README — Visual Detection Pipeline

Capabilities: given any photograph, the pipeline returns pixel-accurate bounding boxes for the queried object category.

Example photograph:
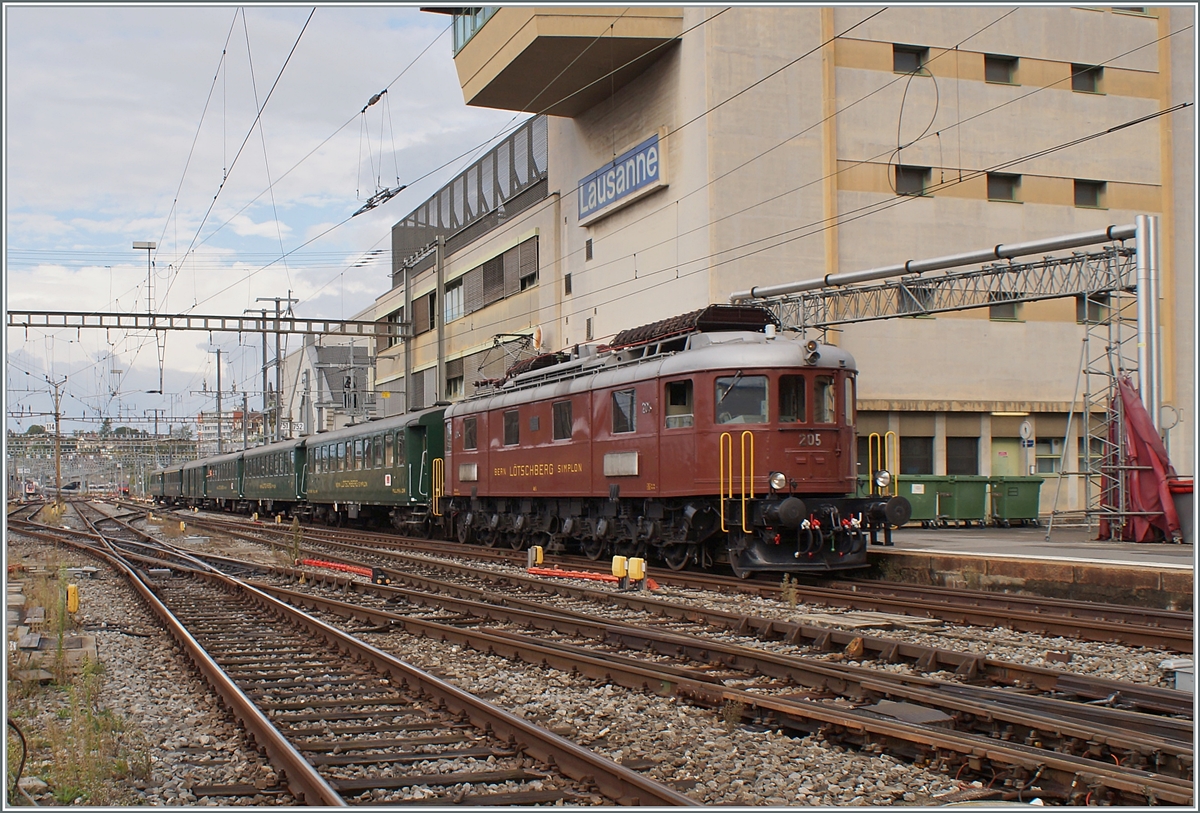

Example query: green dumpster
[989,476,1044,527]
[937,475,989,527]
[897,476,944,526]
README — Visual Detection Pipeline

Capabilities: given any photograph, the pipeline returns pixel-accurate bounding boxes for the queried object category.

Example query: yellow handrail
[740,430,754,533]
[867,432,900,497]
[720,431,756,533]
[719,432,733,532]
[884,431,898,496]
[431,457,444,516]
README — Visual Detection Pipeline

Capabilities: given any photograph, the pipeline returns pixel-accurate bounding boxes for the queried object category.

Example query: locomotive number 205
[797,433,822,446]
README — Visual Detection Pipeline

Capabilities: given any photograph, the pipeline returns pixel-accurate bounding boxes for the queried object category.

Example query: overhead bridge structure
[730,216,1168,543]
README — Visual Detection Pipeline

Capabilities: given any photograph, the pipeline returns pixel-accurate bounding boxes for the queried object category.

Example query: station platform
[867,524,1194,611]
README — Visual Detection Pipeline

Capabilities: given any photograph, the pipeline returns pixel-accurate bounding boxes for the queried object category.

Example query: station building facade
[373,6,1195,514]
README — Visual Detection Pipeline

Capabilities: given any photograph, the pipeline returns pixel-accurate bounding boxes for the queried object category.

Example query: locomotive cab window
[503,410,520,445]
[715,375,768,425]
[779,375,807,423]
[845,377,856,424]
[552,401,572,440]
[463,417,478,450]
[814,375,837,424]
[665,381,693,428]
[612,389,636,434]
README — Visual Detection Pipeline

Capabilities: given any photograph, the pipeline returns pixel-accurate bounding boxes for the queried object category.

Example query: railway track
[165,510,1194,653]
[8,505,696,806]
[16,503,1195,805]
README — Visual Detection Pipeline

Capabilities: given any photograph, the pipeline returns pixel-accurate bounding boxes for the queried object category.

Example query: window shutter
[503,244,520,298]
[482,256,504,305]
[464,267,482,314]
[519,237,538,283]
[410,370,425,409]
[446,357,464,379]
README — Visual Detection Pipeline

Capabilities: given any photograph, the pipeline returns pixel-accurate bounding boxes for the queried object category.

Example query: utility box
[1160,658,1194,693]
[990,476,1044,527]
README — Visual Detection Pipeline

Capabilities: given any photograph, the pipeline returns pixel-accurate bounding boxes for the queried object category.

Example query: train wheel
[479,528,498,548]
[457,520,475,545]
[581,537,606,561]
[509,532,525,551]
[661,543,694,571]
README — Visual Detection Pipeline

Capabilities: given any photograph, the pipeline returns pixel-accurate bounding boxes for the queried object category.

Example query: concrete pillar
[979,414,993,477]
[933,413,947,476]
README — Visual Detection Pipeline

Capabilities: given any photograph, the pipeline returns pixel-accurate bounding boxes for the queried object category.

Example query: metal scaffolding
[730,219,1164,542]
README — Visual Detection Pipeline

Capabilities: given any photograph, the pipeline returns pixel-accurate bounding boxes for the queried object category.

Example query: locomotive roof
[446,330,857,416]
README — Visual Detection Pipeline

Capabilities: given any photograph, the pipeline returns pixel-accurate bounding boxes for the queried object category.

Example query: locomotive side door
[659,379,696,497]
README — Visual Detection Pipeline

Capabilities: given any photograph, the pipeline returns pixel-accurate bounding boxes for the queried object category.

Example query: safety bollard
[527,546,544,568]
[66,583,79,614]
[628,557,646,590]
[252,512,258,522]
[276,514,282,525]
[180,521,186,532]
[612,555,629,590]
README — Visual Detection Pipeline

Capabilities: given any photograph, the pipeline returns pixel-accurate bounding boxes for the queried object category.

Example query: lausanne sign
[578,130,668,225]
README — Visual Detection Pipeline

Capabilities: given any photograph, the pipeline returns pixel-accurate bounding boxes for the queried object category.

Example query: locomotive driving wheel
[581,537,606,561]
[661,542,695,571]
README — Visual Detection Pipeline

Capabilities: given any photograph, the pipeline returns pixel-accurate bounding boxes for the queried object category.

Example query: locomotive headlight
[873,469,892,489]
[769,471,788,491]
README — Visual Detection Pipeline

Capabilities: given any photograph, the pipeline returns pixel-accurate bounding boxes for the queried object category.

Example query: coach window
[664,381,693,428]
[385,434,394,467]
[355,439,364,470]
[374,436,384,468]
[778,375,807,423]
[612,389,636,434]
[552,401,572,440]
[463,417,478,450]
[814,375,837,424]
[334,442,343,471]
[715,375,768,425]
[503,410,520,445]
[395,433,405,463]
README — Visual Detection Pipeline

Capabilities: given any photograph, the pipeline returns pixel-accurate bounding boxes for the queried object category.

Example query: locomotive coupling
[763,496,807,528]
[868,496,913,528]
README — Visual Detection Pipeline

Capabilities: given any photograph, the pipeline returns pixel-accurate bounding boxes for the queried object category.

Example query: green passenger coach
[302,406,445,534]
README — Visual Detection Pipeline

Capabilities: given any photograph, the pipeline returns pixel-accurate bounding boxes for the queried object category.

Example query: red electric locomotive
[442,305,910,576]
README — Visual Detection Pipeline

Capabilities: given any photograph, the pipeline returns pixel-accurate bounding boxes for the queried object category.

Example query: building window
[444,280,464,322]
[386,307,404,348]
[895,165,930,196]
[445,376,463,400]
[585,238,593,261]
[503,410,520,446]
[1074,179,1106,208]
[552,401,572,440]
[900,436,934,475]
[946,437,979,475]
[988,291,1021,321]
[412,292,436,335]
[1071,63,1102,93]
[612,389,637,434]
[1034,437,1064,474]
[1076,292,1110,323]
[665,380,694,428]
[463,417,477,450]
[564,273,572,295]
[893,45,928,74]
[984,54,1017,84]
[586,317,594,341]
[987,173,1020,201]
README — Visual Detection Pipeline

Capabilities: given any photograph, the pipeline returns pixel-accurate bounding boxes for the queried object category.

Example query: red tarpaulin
[1099,377,1181,542]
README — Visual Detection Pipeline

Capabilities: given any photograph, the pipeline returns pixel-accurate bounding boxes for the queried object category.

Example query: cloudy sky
[5,4,521,435]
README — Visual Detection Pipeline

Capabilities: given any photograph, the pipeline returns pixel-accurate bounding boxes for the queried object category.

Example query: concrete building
[278,322,379,436]
[375,6,1195,514]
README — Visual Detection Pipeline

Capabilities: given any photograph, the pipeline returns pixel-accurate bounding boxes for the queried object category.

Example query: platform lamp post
[133,241,156,313]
